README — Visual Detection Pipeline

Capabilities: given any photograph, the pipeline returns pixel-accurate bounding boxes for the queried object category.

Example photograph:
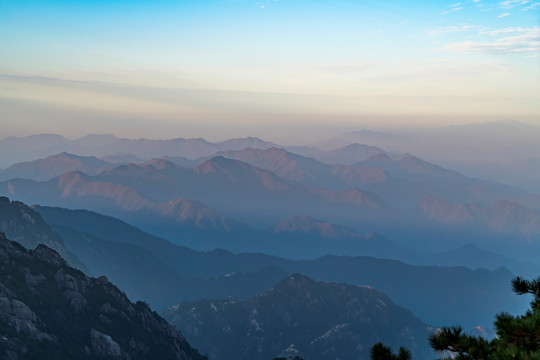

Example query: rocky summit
[0,232,207,360]
[0,196,74,265]
[164,273,434,360]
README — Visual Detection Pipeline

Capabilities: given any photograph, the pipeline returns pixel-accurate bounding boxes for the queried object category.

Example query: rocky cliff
[0,232,207,360]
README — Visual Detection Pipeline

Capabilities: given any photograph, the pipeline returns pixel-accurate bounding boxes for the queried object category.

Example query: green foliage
[372,275,540,360]
[370,342,412,360]
[429,276,540,360]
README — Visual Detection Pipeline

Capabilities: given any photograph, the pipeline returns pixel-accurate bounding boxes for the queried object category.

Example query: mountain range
[0,134,277,168]
[1,132,540,342]
[27,202,530,329]
[2,150,539,263]
[0,152,113,182]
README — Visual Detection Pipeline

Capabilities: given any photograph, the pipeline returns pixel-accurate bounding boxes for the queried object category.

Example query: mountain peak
[315,143,389,165]
[217,136,277,149]
[273,273,316,290]
[363,153,394,163]
[0,196,74,263]
[143,158,179,170]
[196,156,241,174]
[0,152,112,181]
[165,273,431,360]
[32,243,67,267]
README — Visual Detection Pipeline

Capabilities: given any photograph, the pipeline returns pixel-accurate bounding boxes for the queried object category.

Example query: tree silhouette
[429,276,540,359]
[370,342,412,360]
[370,276,540,359]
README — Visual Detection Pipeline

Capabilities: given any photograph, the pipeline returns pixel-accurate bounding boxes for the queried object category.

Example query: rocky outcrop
[0,196,79,267]
[0,232,207,360]
[164,274,434,360]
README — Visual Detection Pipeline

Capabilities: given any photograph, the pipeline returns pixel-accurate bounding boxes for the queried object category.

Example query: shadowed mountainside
[0,232,207,360]
[0,196,81,269]
[32,205,529,329]
[164,274,434,360]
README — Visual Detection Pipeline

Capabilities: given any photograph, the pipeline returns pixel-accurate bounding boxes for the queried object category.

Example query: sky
[0,0,539,141]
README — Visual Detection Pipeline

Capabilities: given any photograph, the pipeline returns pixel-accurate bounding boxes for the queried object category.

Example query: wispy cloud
[523,2,540,10]
[441,2,464,14]
[441,7,464,14]
[499,0,530,9]
[480,27,529,36]
[497,12,511,17]
[442,26,540,54]
[429,24,484,35]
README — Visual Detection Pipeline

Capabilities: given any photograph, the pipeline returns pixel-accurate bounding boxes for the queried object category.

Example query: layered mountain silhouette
[1,170,245,234]
[29,204,529,328]
[314,143,392,165]
[268,215,408,259]
[0,152,113,181]
[2,142,540,271]
[163,274,434,360]
[418,195,540,249]
[285,142,391,165]
[216,147,531,208]
[217,147,389,189]
[0,134,277,168]
[2,151,540,262]
[27,204,287,310]
[2,131,540,360]
[94,155,393,228]
[1,156,390,231]
[0,232,207,360]
[356,154,464,181]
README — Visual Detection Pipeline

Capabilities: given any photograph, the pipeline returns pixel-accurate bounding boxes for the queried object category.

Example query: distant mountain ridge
[2,170,245,234]
[215,147,531,210]
[314,142,392,165]
[419,195,540,241]
[285,142,392,165]
[217,147,389,189]
[273,215,369,238]
[1,156,391,232]
[2,134,539,262]
[2,154,540,261]
[0,152,113,181]
[0,134,278,168]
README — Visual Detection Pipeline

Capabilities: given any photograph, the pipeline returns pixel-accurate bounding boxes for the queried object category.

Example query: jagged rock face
[0,232,207,360]
[164,274,434,360]
[0,196,74,265]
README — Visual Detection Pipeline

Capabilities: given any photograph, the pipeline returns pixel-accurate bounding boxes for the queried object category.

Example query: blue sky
[0,0,538,140]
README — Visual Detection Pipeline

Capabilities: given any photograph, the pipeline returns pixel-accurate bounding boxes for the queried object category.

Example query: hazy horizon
[1,0,538,141]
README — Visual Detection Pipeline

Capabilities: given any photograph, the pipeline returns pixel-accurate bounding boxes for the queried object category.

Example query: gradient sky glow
[0,0,539,140]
